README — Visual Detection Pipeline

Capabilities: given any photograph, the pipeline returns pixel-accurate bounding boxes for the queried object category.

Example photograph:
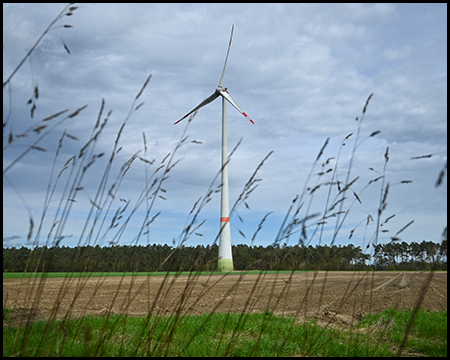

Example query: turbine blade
[174,92,220,124]
[218,24,234,88]
[218,88,254,124]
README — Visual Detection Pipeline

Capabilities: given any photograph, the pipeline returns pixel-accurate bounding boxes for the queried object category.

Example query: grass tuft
[3,308,446,357]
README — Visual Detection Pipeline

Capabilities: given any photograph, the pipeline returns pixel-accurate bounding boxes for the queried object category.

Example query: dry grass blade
[42,109,69,121]
[68,104,88,118]
[135,102,145,111]
[362,92,374,114]
[190,197,202,214]
[383,214,396,224]
[33,125,47,134]
[3,10,446,356]
[3,3,76,89]
[435,160,446,187]
[139,156,154,165]
[63,42,71,54]
[30,145,47,152]
[339,176,359,193]
[352,190,362,204]
[381,182,389,209]
[95,98,105,128]
[397,271,435,356]
[316,137,329,161]
[392,220,414,239]
[410,154,433,159]
[65,133,78,140]
[135,74,152,100]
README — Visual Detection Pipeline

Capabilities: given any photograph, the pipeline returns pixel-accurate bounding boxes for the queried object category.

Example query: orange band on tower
[220,217,230,222]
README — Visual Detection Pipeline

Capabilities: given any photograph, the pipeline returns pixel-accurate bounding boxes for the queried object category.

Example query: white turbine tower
[174,25,254,272]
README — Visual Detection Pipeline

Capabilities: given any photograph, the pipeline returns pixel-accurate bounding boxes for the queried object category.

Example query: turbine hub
[216,86,227,95]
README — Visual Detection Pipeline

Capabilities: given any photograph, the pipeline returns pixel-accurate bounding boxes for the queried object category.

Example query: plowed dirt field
[3,271,447,327]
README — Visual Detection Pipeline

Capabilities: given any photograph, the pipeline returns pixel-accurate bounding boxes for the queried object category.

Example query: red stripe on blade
[174,114,188,125]
[220,217,230,222]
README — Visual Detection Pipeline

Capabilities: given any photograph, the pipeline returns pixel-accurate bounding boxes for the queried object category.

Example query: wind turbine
[174,25,254,272]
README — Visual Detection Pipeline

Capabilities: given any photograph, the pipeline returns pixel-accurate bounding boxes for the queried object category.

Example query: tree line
[373,239,446,270]
[3,239,446,273]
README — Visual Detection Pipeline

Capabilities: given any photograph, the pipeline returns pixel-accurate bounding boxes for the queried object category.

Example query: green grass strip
[3,308,446,357]
[3,270,312,279]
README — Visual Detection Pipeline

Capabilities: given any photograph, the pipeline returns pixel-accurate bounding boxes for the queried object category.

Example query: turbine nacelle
[215,86,227,93]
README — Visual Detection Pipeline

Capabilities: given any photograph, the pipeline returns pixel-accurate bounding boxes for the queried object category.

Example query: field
[3,271,446,326]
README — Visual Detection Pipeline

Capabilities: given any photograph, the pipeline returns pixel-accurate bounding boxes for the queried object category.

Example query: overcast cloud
[3,3,447,253]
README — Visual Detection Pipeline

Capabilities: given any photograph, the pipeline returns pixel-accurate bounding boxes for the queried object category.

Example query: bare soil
[3,271,447,327]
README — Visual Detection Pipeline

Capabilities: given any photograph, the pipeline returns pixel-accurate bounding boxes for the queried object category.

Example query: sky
[3,3,447,255]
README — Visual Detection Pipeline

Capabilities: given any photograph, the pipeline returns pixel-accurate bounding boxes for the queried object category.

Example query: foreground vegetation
[3,5,447,358]
[3,308,446,357]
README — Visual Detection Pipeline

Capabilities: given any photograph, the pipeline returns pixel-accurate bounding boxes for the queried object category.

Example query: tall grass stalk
[3,4,446,357]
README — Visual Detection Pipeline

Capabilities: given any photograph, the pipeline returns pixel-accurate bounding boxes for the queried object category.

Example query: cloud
[3,3,447,251]
[3,235,22,248]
